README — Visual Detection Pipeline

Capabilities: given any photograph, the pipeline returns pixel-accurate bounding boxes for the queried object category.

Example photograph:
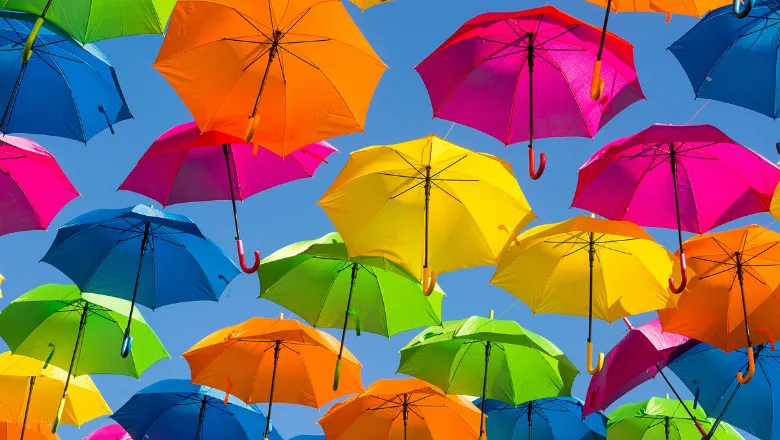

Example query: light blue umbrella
[111,379,283,440]
[42,204,240,357]
[0,11,131,143]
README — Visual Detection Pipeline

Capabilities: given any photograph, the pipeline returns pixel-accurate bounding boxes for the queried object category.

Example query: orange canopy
[0,422,57,440]
[183,316,363,408]
[318,378,483,440]
[586,0,729,16]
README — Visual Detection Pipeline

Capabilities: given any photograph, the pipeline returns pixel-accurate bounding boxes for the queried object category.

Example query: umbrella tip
[666,393,669,399]
[279,312,284,320]
[489,310,494,319]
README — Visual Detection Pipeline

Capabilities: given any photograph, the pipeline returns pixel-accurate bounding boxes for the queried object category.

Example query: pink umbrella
[415,6,644,180]
[572,124,780,293]
[83,424,131,440]
[0,135,79,236]
[119,122,337,273]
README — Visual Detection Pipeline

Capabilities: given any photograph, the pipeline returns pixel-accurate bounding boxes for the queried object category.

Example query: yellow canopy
[347,0,391,11]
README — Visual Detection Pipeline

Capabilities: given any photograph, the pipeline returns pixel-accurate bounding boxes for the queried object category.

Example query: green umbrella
[398,311,578,440]
[0,284,169,433]
[607,397,744,440]
[259,232,445,390]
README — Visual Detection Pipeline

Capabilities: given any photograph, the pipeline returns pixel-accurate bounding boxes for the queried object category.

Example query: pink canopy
[83,424,131,440]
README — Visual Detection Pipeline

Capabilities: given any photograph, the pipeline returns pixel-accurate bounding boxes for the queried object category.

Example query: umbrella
[607,397,743,439]
[0,352,110,438]
[183,316,363,440]
[0,12,132,143]
[669,0,780,119]
[490,215,680,375]
[318,134,535,294]
[0,423,56,440]
[345,0,389,11]
[111,379,282,440]
[118,122,338,274]
[153,0,386,156]
[319,378,484,440]
[414,6,644,180]
[475,397,607,440]
[398,312,579,439]
[41,204,239,357]
[0,284,168,433]
[572,123,780,293]
[259,232,444,389]
[658,225,780,384]
[0,135,78,236]
[82,425,130,440]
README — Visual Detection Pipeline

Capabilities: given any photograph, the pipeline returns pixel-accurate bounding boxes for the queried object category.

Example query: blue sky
[1,0,775,438]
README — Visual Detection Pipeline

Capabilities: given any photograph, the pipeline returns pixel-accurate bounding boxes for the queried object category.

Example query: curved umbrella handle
[665,12,672,22]
[422,267,437,296]
[237,239,260,274]
[669,252,687,294]
[0,273,4,297]
[590,60,605,100]
[22,17,44,63]
[758,327,776,351]
[43,343,55,370]
[120,327,133,358]
[528,146,546,180]
[737,346,755,384]
[693,380,700,409]
[244,116,258,143]
[224,377,232,405]
[733,0,753,18]
[498,224,520,247]
[587,341,604,375]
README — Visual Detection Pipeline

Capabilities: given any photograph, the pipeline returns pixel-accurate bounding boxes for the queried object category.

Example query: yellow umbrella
[318,135,535,295]
[346,0,390,11]
[490,215,681,375]
[770,181,780,221]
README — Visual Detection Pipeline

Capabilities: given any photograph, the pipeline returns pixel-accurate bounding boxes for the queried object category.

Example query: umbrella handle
[758,327,776,351]
[224,377,232,404]
[237,240,260,274]
[586,341,604,375]
[590,60,605,100]
[737,346,755,384]
[43,343,55,369]
[244,116,258,143]
[693,380,700,409]
[22,17,44,63]
[51,397,66,433]
[498,224,520,247]
[121,329,133,359]
[733,0,753,18]
[528,146,546,180]
[0,273,4,297]
[422,267,437,296]
[333,357,342,391]
[668,253,687,294]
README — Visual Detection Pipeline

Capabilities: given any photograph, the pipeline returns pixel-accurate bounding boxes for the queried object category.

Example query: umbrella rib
[429,154,469,179]
[392,150,425,177]
[242,46,273,72]
[278,45,320,71]
[532,24,580,49]
[429,180,463,203]
[389,179,426,199]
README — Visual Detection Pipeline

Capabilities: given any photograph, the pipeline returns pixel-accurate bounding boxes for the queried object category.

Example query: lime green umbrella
[259,232,445,390]
[607,397,744,440]
[398,311,578,439]
[0,284,169,433]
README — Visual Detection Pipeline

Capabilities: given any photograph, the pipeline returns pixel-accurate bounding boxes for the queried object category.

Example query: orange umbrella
[658,225,780,385]
[153,0,387,157]
[183,315,363,440]
[0,422,56,440]
[318,378,483,440]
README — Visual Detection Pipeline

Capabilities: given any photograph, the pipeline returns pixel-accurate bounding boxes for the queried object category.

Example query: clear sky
[0,0,774,438]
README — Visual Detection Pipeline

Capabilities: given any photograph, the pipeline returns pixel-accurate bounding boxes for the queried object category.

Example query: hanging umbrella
[153,0,386,156]
[111,379,282,440]
[398,312,579,440]
[183,316,363,440]
[490,215,680,375]
[259,232,444,389]
[0,12,132,143]
[82,425,130,440]
[119,122,337,274]
[0,423,56,440]
[572,123,780,293]
[607,397,743,440]
[41,204,239,357]
[318,134,535,294]
[475,397,607,440]
[0,284,168,433]
[345,0,390,11]
[414,6,643,180]
[319,378,483,440]
[0,135,78,237]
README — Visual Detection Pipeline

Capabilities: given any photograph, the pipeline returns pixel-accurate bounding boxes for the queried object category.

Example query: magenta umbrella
[119,122,337,273]
[572,124,780,293]
[83,424,131,440]
[0,135,79,236]
[415,5,644,180]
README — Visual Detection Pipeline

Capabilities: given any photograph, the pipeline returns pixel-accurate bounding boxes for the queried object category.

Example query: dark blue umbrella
[42,204,240,357]
[473,397,607,440]
[669,0,780,119]
[111,379,284,440]
[0,11,131,142]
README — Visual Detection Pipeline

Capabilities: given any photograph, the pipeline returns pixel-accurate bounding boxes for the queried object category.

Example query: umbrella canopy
[0,423,57,440]
[153,0,386,156]
[318,134,535,294]
[346,0,389,10]
[111,379,282,440]
[415,6,643,179]
[0,12,132,143]
[319,378,483,440]
[0,135,78,237]
[491,215,680,375]
[82,424,130,440]
[475,397,607,440]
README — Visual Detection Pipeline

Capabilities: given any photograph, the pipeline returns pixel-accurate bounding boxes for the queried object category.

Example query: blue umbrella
[0,11,131,143]
[669,0,780,119]
[42,204,240,357]
[111,379,284,440]
[289,436,325,440]
[473,397,607,440]
[669,341,779,440]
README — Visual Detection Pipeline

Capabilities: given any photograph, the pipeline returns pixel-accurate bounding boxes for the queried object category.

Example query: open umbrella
[119,122,337,274]
[318,134,535,294]
[572,124,780,293]
[259,232,444,389]
[0,135,78,237]
[0,12,132,142]
[0,284,168,433]
[345,0,390,11]
[82,425,130,440]
[153,0,386,156]
[415,6,643,179]
[41,204,239,357]
[0,423,56,440]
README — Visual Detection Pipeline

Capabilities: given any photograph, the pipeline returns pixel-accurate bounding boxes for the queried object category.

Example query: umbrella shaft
[478,342,492,438]
[588,233,595,341]
[527,401,532,440]
[126,222,151,334]
[0,62,28,132]
[59,303,88,414]
[338,263,359,359]
[597,0,612,60]
[665,417,670,440]
[19,376,36,440]
[222,144,242,241]
[424,166,431,267]
[403,397,408,440]
[250,35,280,119]
[669,145,684,253]
[41,0,55,16]
[195,394,207,440]
[527,34,534,148]
[264,341,282,439]
[657,368,699,426]
[735,253,752,346]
